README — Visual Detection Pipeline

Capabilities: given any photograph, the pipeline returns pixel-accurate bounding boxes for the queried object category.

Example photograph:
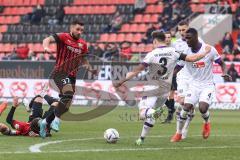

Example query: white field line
[27,134,240,153]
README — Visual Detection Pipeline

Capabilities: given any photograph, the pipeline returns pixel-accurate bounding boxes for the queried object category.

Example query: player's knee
[60,91,74,105]
[199,102,209,114]
[139,108,154,120]
[51,102,59,107]
[145,117,155,127]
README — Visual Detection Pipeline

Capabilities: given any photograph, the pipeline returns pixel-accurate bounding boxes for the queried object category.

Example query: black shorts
[51,72,76,94]
[171,76,177,91]
[28,96,43,122]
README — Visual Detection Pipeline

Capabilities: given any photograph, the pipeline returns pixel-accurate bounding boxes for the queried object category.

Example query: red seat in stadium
[2,43,13,52]
[116,33,125,42]
[145,44,153,52]
[38,0,45,5]
[12,16,20,24]
[145,5,155,13]
[138,24,147,32]
[136,44,146,53]
[0,25,7,32]
[231,4,238,12]
[30,0,38,5]
[99,34,109,42]
[131,43,138,53]
[132,33,142,42]
[23,0,31,6]
[146,0,158,4]
[108,34,117,42]
[120,24,130,32]
[142,14,151,23]
[129,24,138,33]
[226,54,234,61]
[149,14,158,23]
[125,33,133,42]
[134,14,143,23]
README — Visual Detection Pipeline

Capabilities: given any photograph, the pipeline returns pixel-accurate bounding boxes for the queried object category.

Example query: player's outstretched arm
[184,45,211,62]
[216,59,232,81]
[6,97,20,126]
[42,36,55,53]
[114,64,145,88]
[82,57,98,75]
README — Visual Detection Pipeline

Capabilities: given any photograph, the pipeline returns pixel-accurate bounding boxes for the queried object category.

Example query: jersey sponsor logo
[67,45,82,54]
[14,124,19,130]
[192,61,205,68]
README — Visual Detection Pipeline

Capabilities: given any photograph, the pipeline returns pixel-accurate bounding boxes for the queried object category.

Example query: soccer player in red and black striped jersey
[39,20,97,138]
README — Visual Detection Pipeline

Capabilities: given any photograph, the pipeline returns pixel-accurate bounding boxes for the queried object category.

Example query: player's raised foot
[170,133,182,142]
[50,119,60,132]
[38,119,47,138]
[152,107,163,119]
[202,122,211,139]
[22,98,31,112]
[0,101,8,115]
[135,138,144,146]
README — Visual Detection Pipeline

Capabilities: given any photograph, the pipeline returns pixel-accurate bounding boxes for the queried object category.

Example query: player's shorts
[138,95,168,110]
[171,76,177,91]
[51,71,76,94]
[176,77,189,97]
[184,83,215,106]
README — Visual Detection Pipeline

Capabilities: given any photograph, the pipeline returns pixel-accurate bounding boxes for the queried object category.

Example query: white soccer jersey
[142,46,182,88]
[184,43,220,84]
[173,37,204,80]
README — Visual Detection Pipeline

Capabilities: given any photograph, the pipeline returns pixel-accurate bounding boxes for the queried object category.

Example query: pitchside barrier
[0,61,239,109]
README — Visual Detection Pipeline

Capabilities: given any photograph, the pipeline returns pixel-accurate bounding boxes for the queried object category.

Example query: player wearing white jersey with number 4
[171,28,232,142]
[172,21,205,139]
[114,30,211,145]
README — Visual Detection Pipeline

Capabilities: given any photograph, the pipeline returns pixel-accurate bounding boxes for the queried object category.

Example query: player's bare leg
[136,108,160,145]
[199,102,211,139]
[0,101,8,115]
[171,103,193,142]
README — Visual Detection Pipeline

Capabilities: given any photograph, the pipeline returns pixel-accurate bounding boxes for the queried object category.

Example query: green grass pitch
[0,105,239,160]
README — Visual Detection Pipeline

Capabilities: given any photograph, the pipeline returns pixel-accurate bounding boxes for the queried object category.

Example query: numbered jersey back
[142,46,180,85]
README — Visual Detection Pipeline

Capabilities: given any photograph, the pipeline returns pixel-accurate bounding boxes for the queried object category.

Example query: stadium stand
[0,0,239,61]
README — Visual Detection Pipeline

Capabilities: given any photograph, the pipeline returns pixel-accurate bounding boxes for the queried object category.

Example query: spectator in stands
[49,54,55,60]
[102,43,119,61]
[142,24,158,44]
[104,12,124,33]
[162,2,173,20]
[8,44,30,60]
[209,1,232,14]
[30,5,46,24]
[233,15,240,29]
[221,32,234,54]
[227,63,240,82]
[133,0,146,14]
[88,43,104,60]
[0,6,3,13]
[48,5,65,25]
[120,41,133,61]
[37,53,46,61]
[232,43,240,55]
[27,50,37,61]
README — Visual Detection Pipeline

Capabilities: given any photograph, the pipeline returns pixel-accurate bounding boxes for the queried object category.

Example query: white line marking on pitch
[28,134,240,153]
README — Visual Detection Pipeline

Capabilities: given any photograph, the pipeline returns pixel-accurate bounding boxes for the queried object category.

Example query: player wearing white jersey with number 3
[114,30,211,145]
[171,28,232,142]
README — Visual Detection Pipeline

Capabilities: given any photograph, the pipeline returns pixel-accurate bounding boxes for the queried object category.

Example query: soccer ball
[104,128,120,143]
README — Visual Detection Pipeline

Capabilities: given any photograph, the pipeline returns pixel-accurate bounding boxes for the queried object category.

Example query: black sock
[54,102,69,117]
[46,111,56,124]
[165,99,170,108]
[44,95,57,106]
[168,99,175,114]
[43,106,55,119]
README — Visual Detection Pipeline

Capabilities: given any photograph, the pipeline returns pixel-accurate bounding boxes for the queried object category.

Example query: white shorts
[138,96,168,110]
[184,83,215,106]
[177,77,190,97]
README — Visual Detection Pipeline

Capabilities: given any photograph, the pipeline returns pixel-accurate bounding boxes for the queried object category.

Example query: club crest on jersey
[192,61,205,68]
[78,43,83,48]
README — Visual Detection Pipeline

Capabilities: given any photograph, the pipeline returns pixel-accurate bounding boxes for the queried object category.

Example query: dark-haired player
[39,20,98,138]
[114,30,211,145]
[171,28,231,142]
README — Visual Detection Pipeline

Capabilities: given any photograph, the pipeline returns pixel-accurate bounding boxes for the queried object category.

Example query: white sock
[176,109,188,134]
[140,118,155,139]
[54,116,60,123]
[42,118,47,124]
[183,112,194,132]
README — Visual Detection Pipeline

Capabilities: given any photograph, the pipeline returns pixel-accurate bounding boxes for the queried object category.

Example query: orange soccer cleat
[202,122,211,139]
[170,133,182,142]
[0,101,8,115]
